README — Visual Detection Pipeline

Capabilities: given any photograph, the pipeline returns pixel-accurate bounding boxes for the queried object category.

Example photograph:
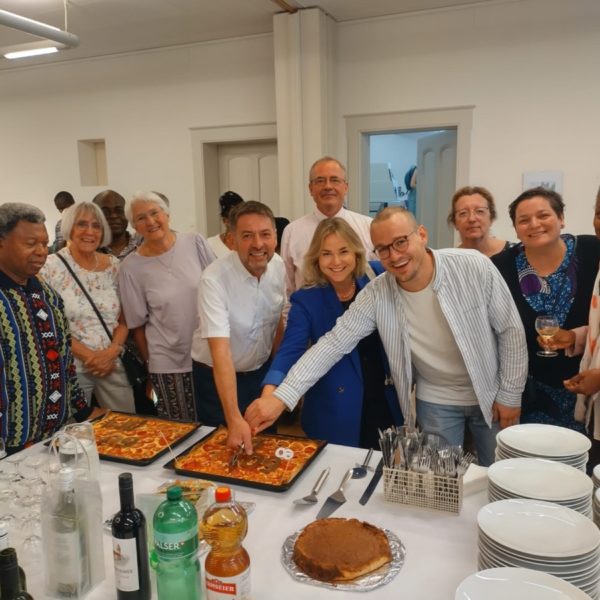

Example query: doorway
[368,129,457,249]
[346,107,473,249]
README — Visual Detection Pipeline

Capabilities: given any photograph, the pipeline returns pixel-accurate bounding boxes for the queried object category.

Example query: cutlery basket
[382,467,463,514]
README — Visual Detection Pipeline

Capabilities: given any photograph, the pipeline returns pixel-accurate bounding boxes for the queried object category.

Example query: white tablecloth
[19,427,487,599]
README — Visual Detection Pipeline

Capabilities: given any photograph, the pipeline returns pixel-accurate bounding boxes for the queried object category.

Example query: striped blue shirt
[274,248,528,427]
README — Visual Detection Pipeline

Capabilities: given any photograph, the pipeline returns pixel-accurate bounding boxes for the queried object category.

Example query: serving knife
[358,457,384,505]
[229,442,245,469]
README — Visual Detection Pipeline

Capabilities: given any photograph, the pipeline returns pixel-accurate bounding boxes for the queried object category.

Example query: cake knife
[315,469,353,520]
[358,457,384,505]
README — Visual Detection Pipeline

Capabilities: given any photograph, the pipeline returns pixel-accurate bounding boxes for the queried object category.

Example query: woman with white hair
[119,191,215,421]
[39,201,134,412]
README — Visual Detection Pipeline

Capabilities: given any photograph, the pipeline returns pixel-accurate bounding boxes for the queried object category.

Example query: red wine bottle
[0,548,33,600]
[112,473,151,600]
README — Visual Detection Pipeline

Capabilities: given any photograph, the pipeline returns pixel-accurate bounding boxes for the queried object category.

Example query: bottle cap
[0,548,17,570]
[58,466,74,491]
[118,472,133,490]
[215,486,231,503]
[166,485,182,501]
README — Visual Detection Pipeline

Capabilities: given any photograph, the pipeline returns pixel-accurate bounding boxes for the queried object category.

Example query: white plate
[488,458,592,501]
[477,499,600,558]
[497,424,591,457]
[456,567,593,600]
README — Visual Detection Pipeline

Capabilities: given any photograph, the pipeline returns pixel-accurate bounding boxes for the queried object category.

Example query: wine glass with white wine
[535,315,559,357]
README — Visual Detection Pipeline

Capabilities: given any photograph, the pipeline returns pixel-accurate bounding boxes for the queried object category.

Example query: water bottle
[152,486,201,600]
[200,487,250,600]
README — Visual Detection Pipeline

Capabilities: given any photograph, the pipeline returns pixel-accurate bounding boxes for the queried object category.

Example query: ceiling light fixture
[4,46,59,60]
[0,5,79,60]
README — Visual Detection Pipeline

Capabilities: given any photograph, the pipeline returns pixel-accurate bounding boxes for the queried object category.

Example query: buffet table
[18,427,487,599]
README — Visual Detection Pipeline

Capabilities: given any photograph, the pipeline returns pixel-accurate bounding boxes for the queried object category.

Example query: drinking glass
[535,315,559,357]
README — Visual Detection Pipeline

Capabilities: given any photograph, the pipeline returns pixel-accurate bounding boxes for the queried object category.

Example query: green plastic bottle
[153,486,201,600]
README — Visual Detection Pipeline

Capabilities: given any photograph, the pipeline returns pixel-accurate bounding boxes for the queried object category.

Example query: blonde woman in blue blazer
[262,218,402,447]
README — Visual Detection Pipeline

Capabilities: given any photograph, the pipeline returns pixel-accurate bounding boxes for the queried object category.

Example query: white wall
[335,0,600,242]
[2,0,600,244]
[0,34,275,237]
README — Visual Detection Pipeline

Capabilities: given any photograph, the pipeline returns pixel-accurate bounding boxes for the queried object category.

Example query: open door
[416,130,457,249]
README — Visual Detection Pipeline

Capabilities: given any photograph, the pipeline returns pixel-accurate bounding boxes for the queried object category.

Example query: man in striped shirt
[245,207,527,466]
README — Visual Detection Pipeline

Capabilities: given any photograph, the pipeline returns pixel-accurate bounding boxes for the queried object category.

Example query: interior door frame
[345,107,473,243]
[190,123,277,235]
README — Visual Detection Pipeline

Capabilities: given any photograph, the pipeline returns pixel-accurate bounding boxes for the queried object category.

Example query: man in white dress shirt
[192,201,285,447]
[245,207,527,466]
[281,156,375,296]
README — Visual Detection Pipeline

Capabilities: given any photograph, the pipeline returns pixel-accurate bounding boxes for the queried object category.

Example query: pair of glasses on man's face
[373,230,417,259]
[310,177,346,187]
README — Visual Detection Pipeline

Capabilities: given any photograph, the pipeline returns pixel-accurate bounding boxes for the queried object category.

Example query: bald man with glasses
[280,156,375,297]
[246,207,527,466]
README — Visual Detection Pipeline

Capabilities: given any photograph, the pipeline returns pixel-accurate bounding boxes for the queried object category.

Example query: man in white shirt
[245,207,527,466]
[281,156,375,296]
[192,201,285,446]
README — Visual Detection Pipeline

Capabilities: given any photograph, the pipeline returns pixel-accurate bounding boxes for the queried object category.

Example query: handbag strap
[55,252,113,344]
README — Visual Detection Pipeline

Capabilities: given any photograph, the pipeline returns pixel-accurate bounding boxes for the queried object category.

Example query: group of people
[2,156,600,470]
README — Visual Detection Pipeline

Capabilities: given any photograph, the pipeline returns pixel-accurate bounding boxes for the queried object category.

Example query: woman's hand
[564,369,600,396]
[83,345,120,376]
[538,328,575,351]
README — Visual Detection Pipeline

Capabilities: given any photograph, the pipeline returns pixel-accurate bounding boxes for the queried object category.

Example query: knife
[358,457,384,505]
[315,469,353,520]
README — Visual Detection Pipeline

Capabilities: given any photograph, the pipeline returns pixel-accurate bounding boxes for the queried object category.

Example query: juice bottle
[153,486,201,600]
[200,487,250,600]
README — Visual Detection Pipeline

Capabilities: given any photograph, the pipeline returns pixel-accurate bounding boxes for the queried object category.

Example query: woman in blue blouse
[492,188,600,432]
[262,218,403,448]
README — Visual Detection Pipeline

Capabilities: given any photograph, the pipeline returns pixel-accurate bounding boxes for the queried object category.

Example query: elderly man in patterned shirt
[0,203,94,452]
[245,207,528,466]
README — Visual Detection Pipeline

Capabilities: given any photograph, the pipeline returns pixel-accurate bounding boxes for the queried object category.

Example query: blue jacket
[263,262,402,446]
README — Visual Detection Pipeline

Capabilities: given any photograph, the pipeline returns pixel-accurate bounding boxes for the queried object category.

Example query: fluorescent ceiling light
[4,46,59,59]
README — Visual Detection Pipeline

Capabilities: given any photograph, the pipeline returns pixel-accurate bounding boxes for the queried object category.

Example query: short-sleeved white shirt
[118,233,215,373]
[191,252,285,372]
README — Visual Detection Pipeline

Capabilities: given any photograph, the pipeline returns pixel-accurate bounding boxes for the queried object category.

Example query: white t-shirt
[399,280,478,406]
[206,234,232,259]
[191,252,285,372]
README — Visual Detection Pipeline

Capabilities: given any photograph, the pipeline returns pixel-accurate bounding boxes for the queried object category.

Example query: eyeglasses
[74,220,102,231]
[310,176,346,187]
[454,207,489,220]
[373,230,417,259]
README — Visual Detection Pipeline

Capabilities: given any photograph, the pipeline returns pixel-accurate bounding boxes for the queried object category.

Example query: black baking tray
[50,411,201,467]
[163,427,327,492]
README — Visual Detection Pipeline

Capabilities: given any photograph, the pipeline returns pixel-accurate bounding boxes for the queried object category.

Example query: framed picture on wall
[522,170,563,194]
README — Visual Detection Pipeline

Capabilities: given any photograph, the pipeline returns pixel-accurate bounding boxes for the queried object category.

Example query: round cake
[293,518,392,582]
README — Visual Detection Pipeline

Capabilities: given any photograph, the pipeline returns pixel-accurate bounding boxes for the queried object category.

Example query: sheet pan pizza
[91,411,199,464]
[170,427,326,490]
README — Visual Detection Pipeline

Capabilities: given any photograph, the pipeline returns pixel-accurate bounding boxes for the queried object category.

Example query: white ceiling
[0,0,497,71]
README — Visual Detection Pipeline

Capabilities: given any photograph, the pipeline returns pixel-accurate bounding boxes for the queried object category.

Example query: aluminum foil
[281,527,406,592]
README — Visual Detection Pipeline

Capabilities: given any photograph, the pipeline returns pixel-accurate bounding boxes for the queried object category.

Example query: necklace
[336,280,356,302]
[70,249,98,271]
[141,234,177,274]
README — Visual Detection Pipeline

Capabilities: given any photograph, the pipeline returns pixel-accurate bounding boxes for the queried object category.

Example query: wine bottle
[0,524,26,593]
[0,548,34,600]
[112,473,151,600]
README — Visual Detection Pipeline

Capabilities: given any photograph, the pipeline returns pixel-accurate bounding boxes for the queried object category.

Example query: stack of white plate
[456,567,592,599]
[593,465,600,491]
[594,488,600,528]
[477,499,600,599]
[496,424,591,471]
[488,458,593,518]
